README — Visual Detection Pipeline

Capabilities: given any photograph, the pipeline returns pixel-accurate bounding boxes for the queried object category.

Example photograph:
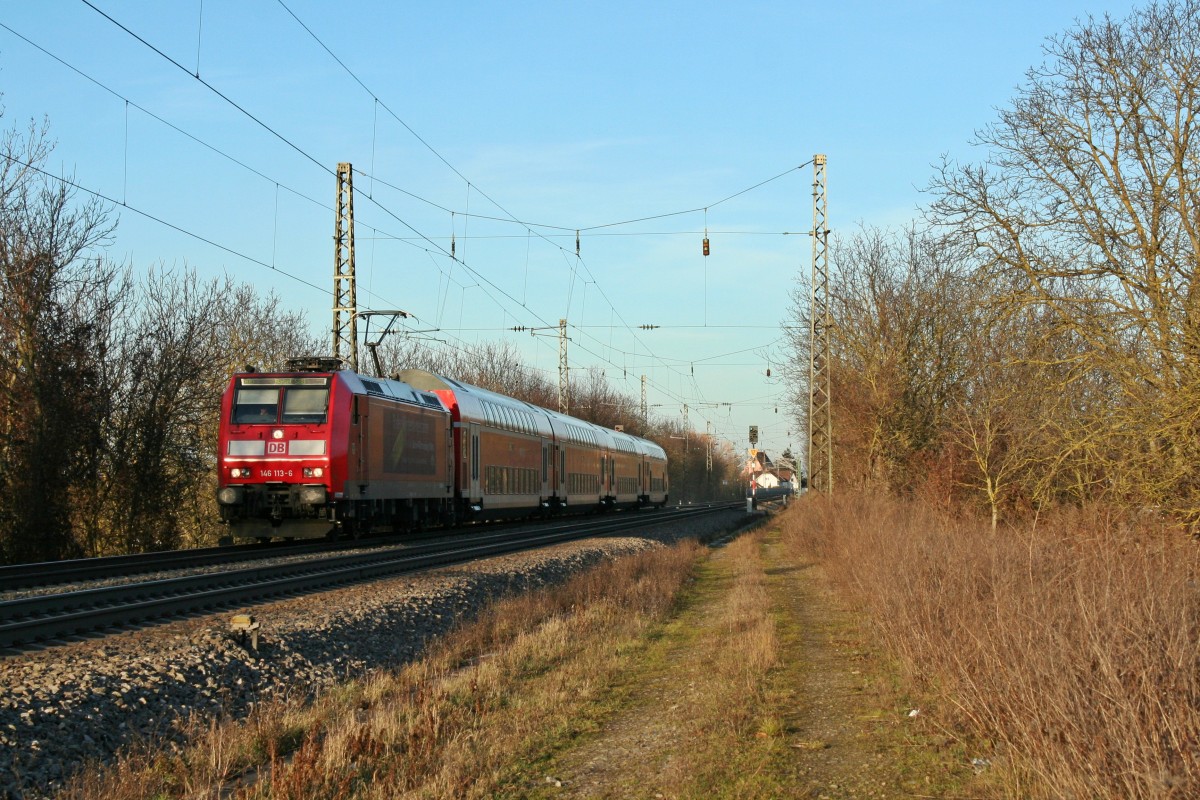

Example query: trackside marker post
[230,614,261,651]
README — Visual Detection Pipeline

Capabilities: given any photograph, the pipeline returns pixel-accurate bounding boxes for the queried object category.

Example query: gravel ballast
[0,509,751,799]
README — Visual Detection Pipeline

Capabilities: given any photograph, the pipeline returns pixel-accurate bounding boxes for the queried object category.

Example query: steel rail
[0,504,737,651]
[0,541,329,591]
[3,510,680,616]
[0,506,686,590]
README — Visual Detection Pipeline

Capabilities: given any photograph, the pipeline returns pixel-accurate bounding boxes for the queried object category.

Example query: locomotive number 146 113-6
[259,468,295,479]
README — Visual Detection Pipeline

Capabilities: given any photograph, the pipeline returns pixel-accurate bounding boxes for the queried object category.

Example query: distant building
[743,449,799,492]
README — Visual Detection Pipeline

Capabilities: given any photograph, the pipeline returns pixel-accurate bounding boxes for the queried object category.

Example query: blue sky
[0,0,1134,465]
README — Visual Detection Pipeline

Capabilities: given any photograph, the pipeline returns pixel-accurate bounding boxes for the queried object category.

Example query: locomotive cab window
[233,377,330,425]
[282,387,329,424]
[232,388,279,424]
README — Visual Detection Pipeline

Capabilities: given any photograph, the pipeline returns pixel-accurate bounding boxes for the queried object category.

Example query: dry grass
[512,524,976,799]
[59,541,704,800]
[578,528,784,798]
[64,504,1041,799]
[783,492,1200,799]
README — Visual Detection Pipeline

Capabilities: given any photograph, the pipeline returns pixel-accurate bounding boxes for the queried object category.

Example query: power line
[577,163,812,232]
[2,151,328,295]
[0,20,330,215]
[74,1,562,354]
[0,17,519,354]
[70,1,797,427]
[363,230,801,241]
[80,0,330,176]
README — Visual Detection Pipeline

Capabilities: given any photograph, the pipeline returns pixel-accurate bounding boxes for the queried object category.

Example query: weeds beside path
[63,514,980,799]
[507,522,976,799]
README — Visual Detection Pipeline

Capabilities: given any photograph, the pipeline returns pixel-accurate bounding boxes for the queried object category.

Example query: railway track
[0,539,338,591]
[0,504,737,652]
[0,506,695,592]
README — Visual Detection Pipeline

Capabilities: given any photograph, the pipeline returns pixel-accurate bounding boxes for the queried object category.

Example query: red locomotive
[216,357,669,541]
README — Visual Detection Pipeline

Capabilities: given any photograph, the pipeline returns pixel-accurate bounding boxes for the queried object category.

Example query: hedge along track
[0,504,741,653]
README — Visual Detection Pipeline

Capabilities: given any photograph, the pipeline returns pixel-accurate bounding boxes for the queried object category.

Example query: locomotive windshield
[232,388,279,424]
[232,377,330,425]
[282,387,328,424]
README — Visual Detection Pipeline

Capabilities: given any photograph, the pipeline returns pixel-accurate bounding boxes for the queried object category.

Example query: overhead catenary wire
[79,1,786,410]
[58,2,802,431]
[1,17,497,343]
[1,151,328,295]
[0,20,330,213]
[80,0,330,176]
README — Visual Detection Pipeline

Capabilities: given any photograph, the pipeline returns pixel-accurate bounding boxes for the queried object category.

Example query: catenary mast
[808,154,832,493]
[333,162,358,370]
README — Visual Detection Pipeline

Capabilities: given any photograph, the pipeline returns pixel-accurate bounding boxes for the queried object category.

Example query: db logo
[267,441,287,455]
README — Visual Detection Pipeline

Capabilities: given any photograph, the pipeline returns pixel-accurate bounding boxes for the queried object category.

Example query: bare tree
[89,270,320,554]
[784,225,975,495]
[0,114,118,563]
[928,0,1200,520]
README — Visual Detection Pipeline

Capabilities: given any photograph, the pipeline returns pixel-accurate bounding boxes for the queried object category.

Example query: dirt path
[759,536,941,798]
[529,526,974,799]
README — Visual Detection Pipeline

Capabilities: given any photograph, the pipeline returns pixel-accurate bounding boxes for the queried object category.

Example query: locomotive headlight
[272,429,284,440]
[299,486,326,505]
[302,467,325,478]
[217,486,244,505]
[230,467,252,478]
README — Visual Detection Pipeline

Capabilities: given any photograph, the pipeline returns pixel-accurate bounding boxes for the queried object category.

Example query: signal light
[702,237,710,256]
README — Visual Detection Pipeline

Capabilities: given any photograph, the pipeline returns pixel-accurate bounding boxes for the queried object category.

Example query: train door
[469,422,481,500]
[444,415,454,492]
[541,440,549,498]
[354,394,370,485]
[560,447,567,499]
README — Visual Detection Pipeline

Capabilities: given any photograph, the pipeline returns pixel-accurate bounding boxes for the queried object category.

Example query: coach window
[233,388,279,424]
[282,387,329,424]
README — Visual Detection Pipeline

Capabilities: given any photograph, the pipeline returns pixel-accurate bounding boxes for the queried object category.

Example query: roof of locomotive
[343,371,448,412]
[229,368,448,413]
